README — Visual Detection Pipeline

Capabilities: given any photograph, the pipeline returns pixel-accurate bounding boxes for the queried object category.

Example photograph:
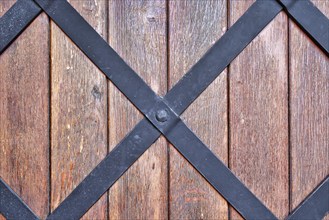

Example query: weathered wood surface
[0,0,328,219]
[290,0,329,216]
[229,0,289,219]
[168,1,228,219]
[0,1,49,219]
[50,1,108,219]
[108,1,168,219]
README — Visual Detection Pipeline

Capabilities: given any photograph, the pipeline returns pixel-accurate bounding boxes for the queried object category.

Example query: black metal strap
[47,119,161,220]
[287,176,329,220]
[36,0,279,219]
[0,178,39,220]
[277,0,329,56]
[0,0,328,219]
[1,0,328,58]
[0,0,41,54]
[165,0,282,114]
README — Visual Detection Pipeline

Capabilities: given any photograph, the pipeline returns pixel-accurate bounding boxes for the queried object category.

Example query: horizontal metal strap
[0,0,41,54]
[286,176,329,220]
[0,178,39,220]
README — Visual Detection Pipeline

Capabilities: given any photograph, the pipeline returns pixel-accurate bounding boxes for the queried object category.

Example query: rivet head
[156,109,168,122]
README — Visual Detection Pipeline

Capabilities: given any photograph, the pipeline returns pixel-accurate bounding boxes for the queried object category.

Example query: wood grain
[168,1,228,219]
[324,213,329,220]
[0,1,49,218]
[290,0,329,213]
[1,0,328,219]
[50,1,108,219]
[229,0,289,219]
[108,1,168,219]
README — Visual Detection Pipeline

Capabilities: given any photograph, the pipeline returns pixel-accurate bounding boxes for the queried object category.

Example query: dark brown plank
[229,0,289,219]
[108,1,168,219]
[290,0,329,214]
[169,1,228,219]
[0,1,49,218]
[50,1,108,219]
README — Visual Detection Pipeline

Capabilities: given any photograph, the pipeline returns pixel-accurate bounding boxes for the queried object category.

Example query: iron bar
[0,178,39,220]
[0,0,327,219]
[0,0,41,54]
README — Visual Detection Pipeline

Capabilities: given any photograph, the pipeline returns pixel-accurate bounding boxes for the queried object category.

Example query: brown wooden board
[229,0,289,219]
[168,1,228,219]
[50,1,108,219]
[0,1,49,219]
[108,1,168,219]
[290,0,329,216]
[1,0,328,219]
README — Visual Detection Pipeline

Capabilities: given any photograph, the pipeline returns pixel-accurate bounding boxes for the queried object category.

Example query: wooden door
[0,0,328,219]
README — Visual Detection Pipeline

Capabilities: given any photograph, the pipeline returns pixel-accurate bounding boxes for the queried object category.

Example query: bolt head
[156,109,168,122]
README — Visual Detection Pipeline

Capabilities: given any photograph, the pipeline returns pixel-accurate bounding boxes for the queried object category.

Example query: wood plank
[0,1,15,16]
[0,1,16,16]
[0,1,49,218]
[108,1,168,219]
[290,0,329,214]
[229,1,289,219]
[50,1,108,219]
[168,1,228,219]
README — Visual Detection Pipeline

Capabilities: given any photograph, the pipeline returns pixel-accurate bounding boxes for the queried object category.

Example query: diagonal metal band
[30,0,328,219]
[0,0,280,218]
[277,0,329,56]
[287,176,329,220]
[1,0,328,58]
[0,178,39,220]
[33,0,281,219]
[0,0,41,54]
[0,0,328,219]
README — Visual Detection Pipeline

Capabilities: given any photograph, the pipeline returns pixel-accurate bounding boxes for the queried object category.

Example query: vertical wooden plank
[108,1,168,219]
[290,0,329,214]
[169,1,228,219]
[229,1,289,219]
[50,1,108,219]
[0,1,49,219]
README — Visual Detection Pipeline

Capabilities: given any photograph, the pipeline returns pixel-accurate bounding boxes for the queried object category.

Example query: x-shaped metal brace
[0,0,328,219]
